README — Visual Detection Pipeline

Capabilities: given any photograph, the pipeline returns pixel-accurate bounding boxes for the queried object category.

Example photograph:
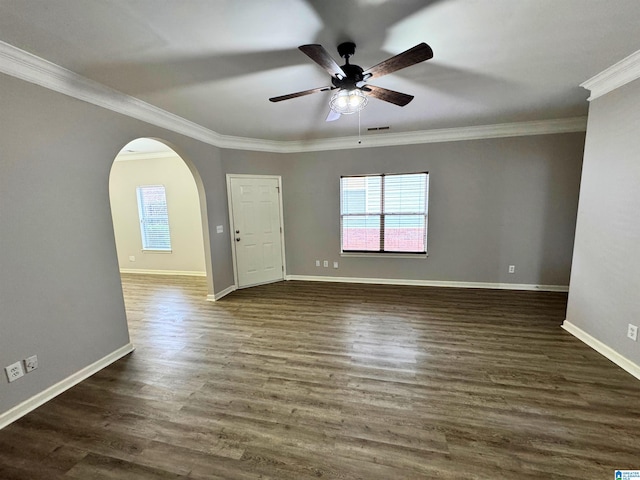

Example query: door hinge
[276,186,280,193]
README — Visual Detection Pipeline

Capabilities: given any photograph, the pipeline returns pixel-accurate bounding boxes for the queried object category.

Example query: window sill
[341,252,428,259]
[142,249,173,254]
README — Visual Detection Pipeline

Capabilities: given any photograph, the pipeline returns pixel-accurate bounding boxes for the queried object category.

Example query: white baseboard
[207,284,237,302]
[120,269,206,277]
[285,275,569,292]
[0,343,135,430]
[562,321,640,380]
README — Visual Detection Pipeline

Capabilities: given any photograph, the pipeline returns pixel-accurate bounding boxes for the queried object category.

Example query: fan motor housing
[332,63,364,89]
[331,42,364,89]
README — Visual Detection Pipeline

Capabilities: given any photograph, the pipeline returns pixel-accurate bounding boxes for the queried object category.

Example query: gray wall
[223,133,585,286]
[0,65,585,418]
[566,78,640,365]
[0,73,234,415]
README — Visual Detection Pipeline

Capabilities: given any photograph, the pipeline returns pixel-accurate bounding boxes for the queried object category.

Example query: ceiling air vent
[367,126,390,132]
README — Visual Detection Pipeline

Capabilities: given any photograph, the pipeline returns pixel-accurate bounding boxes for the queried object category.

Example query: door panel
[230,177,284,288]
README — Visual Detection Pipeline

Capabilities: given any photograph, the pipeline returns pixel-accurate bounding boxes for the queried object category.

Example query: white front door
[229,176,284,288]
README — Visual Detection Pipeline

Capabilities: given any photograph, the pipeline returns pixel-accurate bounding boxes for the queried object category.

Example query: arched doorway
[108,138,214,296]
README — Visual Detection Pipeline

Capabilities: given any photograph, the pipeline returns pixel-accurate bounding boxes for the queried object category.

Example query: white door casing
[228,175,285,288]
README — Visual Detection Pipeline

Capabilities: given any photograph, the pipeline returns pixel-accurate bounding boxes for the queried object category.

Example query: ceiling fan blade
[269,86,333,102]
[299,44,347,79]
[363,85,414,107]
[326,109,341,122]
[363,43,433,80]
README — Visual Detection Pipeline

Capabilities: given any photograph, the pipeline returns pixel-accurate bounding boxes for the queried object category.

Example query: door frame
[226,174,287,289]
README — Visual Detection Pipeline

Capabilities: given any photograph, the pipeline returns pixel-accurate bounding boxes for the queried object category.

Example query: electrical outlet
[333,261,339,269]
[323,260,329,268]
[5,361,25,383]
[128,255,136,262]
[315,260,320,267]
[508,265,515,274]
[24,355,38,372]
[628,324,638,342]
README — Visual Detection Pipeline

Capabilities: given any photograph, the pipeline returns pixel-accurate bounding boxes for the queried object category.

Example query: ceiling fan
[269,41,433,121]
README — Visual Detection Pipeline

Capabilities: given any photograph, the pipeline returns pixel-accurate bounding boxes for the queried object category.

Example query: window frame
[136,184,172,252]
[340,172,429,256]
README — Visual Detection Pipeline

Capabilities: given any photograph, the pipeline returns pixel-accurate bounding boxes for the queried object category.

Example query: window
[340,172,428,254]
[136,185,172,251]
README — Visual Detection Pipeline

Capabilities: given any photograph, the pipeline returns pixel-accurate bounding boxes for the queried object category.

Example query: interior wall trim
[207,284,237,302]
[562,320,640,381]
[229,117,588,153]
[285,275,569,292]
[581,49,640,101]
[0,40,225,145]
[119,269,206,277]
[0,40,586,154]
[0,343,134,430]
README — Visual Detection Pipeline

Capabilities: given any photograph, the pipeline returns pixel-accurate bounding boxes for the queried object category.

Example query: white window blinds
[340,172,428,253]
[136,185,172,251]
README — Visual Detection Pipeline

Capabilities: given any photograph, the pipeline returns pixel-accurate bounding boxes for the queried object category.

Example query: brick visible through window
[340,173,428,254]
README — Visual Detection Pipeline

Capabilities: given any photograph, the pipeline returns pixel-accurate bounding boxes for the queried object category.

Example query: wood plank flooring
[1,275,639,479]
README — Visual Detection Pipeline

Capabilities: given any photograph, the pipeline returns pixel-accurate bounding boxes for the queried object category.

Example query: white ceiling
[117,137,175,156]
[1,0,640,142]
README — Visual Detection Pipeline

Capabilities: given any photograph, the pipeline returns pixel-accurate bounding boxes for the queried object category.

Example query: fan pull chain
[358,109,362,145]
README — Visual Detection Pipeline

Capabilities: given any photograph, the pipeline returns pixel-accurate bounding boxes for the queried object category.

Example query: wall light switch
[216,225,224,234]
[333,262,339,269]
[24,355,38,372]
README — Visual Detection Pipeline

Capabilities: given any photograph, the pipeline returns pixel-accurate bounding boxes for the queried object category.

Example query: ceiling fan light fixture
[329,89,368,115]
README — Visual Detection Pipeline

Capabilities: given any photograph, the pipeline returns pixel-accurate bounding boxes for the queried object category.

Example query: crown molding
[0,40,224,145]
[215,134,288,153]
[266,117,588,153]
[581,49,640,101]
[203,116,587,153]
[1,40,586,154]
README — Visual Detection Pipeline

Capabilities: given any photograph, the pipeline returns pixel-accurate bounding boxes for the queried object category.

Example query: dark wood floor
[1,275,639,479]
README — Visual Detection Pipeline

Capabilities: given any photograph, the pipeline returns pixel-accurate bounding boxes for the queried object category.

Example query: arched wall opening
[108,137,214,295]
